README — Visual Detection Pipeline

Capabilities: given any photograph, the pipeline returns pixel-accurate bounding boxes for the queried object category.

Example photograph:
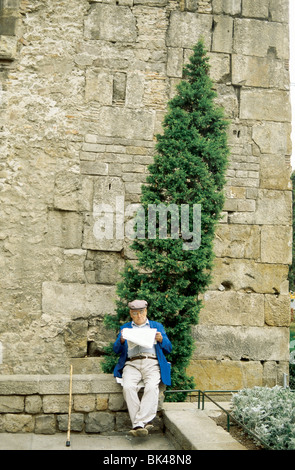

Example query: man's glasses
[131,311,146,316]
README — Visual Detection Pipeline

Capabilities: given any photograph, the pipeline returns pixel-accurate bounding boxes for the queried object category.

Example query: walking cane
[66,364,73,447]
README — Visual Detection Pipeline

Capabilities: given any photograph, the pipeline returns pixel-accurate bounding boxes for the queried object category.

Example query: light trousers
[122,358,161,429]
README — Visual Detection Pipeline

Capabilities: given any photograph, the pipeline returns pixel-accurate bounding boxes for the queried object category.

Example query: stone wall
[0,374,164,434]
[0,0,292,389]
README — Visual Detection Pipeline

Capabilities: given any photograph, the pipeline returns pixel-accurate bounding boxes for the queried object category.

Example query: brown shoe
[144,423,154,431]
[129,426,148,437]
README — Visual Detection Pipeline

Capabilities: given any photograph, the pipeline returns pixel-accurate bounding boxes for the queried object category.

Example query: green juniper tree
[288,171,295,291]
[102,40,229,398]
[288,171,295,388]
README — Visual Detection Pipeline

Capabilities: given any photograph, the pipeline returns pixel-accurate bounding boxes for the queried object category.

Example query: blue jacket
[113,320,172,386]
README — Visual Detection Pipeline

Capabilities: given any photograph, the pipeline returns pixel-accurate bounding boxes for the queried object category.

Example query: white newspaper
[115,327,158,385]
[122,327,157,349]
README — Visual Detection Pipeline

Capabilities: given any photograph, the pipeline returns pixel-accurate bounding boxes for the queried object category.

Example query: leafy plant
[102,39,229,398]
[231,386,295,450]
[290,364,295,390]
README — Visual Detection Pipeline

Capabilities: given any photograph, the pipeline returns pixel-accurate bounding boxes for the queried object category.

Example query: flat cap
[128,299,148,310]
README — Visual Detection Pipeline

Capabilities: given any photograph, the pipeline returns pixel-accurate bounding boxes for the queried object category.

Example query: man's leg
[122,362,142,428]
[133,359,161,429]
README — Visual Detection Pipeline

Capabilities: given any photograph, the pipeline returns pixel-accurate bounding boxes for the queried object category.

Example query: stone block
[108,393,127,411]
[133,5,167,50]
[212,0,241,15]
[85,411,115,433]
[36,375,83,395]
[93,176,124,208]
[134,0,168,5]
[0,34,17,58]
[212,16,233,53]
[53,171,81,212]
[144,72,167,110]
[47,211,83,249]
[96,394,109,411]
[1,0,20,10]
[232,54,289,89]
[0,415,4,432]
[192,325,290,362]
[57,413,84,432]
[210,258,289,294]
[0,376,40,395]
[25,395,42,414]
[269,0,289,23]
[166,11,212,50]
[167,48,183,78]
[199,290,264,326]
[233,18,289,60]
[82,176,126,251]
[64,319,88,357]
[125,71,145,108]
[274,362,290,387]
[0,16,17,36]
[85,70,113,104]
[0,396,24,412]
[213,224,260,259]
[260,154,292,191]
[71,358,102,375]
[187,360,263,390]
[264,294,291,327]
[73,394,96,412]
[214,83,239,119]
[60,249,87,283]
[240,89,291,122]
[262,361,279,388]
[241,0,269,18]
[84,4,137,43]
[207,52,230,83]
[261,225,292,265]
[85,251,124,285]
[115,411,132,431]
[35,415,56,435]
[88,375,122,394]
[83,213,124,251]
[113,72,127,103]
[4,414,34,433]
[254,189,292,225]
[80,161,108,176]
[79,176,94,212]
[252,122,292,156]
[96,106,155,141]
[42,282,117,318]
[82,143,106,153]
[42,395,69,414]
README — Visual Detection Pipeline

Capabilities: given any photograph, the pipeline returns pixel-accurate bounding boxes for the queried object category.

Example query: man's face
[130,308,147,326]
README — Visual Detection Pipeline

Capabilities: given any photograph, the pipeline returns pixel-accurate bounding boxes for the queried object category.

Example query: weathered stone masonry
[0,374,165,434]
[0,0,292,396]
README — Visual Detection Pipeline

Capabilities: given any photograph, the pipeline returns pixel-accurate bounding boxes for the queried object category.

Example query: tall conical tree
[102,40,230,398]
[288,171,295,291]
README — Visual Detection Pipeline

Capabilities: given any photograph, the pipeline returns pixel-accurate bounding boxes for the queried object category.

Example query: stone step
[162,402,246,450]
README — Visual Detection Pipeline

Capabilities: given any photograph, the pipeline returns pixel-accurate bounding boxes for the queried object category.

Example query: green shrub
[290,364,295,390]
[231,386,295,450]
[102,39,229,397]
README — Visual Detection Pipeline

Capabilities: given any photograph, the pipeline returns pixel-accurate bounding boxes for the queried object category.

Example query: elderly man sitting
[113,299,172,437]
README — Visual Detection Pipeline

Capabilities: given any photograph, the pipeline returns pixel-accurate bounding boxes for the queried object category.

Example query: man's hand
[155,332,163,343]
[120,331,126,344]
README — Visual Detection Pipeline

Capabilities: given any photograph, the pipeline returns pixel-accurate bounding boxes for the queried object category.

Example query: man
[113,299,172,437]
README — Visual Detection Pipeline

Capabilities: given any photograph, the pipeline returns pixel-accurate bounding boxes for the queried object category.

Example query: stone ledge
[0,374,122,395]
[162,403,246,450]
[0,374,165,435]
